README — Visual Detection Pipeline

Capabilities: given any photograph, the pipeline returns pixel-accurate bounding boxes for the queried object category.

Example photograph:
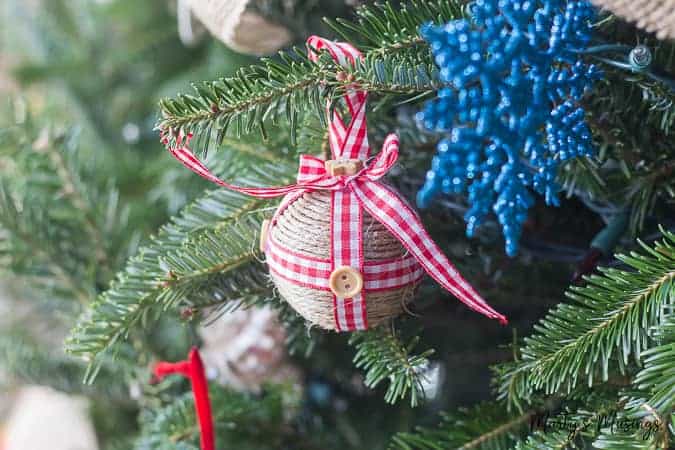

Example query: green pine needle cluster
[635,312,675,417]
[390,402,531,450]
[136,384,297,450]
[350,326,434,407]
[498,230,675,409]
[157,0,464,151]
[400,231,675,448]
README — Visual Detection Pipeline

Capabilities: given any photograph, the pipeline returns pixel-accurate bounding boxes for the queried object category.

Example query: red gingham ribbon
[161,36,507,329]
[265,233,425,292]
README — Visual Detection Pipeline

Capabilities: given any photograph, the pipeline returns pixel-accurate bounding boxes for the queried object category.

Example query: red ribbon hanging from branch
[154,348,215,450]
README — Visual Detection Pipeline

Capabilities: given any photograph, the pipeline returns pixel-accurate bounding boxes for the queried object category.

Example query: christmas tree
[1,0,674,448]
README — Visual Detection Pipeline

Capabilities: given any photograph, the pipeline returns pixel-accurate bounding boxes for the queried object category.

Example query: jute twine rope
[591,0,675,40]
[269,190,419,330]
[183,0,292,55]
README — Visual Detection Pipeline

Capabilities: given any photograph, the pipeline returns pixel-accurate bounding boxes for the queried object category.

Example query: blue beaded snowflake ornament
[417,0,601,256]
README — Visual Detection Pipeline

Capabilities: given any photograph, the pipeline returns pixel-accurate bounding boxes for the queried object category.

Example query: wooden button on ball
[329,266,364,298]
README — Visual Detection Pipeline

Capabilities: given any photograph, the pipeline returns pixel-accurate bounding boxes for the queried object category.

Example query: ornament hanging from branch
[161,36,507,331]
[417,0,601,256]
[591,0,675,40]
[177,0,292,55]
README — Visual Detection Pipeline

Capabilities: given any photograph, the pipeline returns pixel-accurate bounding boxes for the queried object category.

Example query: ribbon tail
[188,348,215,450]
[153,348,215,450]
[352,181,507,325]
[166,143,299,198]
[363,134,399,180]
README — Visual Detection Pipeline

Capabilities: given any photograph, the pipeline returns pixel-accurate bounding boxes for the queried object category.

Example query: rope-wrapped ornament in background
[177,0,292,54]
[591,0,675,40]
[199,307,301,391]
[162,36,507,332]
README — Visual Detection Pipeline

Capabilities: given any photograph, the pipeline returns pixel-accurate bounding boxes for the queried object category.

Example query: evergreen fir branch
[156,216,270,307]
[592,398,671,449]
[594,68,675,131]
[0,180,96,305]
[497,229,675,408]
[0,120,144,304]
[560,115,675,236]
[634,310,675,417]
[514,432,573,450]
[68,205,265,370]
[349,326,434,407]
[157,49,330,148]
[558,157,608,203]
[593,23,675,135]
[11,0,212,148]
[41,129,111,271]
[593,432,666,450]
[339,55,443,99]
[516,430,590,450]
[326,0,463,55]
[390,402,531,450]
[566,34,675,233]
[626,161,675,235]
[157,1,465,151]
[0,328,132,404]
[514,402,624,450]
[136,384,294,449]
[0,128,115,303]
[66,163,294,374]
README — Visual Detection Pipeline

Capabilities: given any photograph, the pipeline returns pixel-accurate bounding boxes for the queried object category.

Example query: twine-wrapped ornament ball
[163,36,508,331]
[262,189,421,330]
[591,0,675,40]
[177,0,292,54]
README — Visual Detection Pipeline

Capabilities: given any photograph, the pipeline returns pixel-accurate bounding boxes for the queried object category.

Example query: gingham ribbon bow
[162,36,507,330]
[164,131,399,196]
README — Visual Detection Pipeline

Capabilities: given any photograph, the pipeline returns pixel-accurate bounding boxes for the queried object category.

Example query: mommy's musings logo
[530,409,661,441]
